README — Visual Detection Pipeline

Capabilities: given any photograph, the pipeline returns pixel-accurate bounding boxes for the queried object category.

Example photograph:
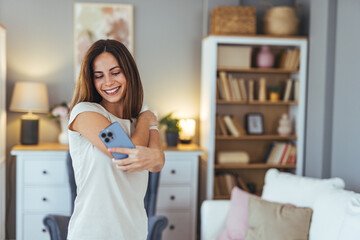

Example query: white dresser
[11,143,71,240]
[158,144,202,240]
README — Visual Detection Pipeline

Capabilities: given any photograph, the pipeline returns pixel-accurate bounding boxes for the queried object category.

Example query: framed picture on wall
[245,113,264,135]
[74,3,134,81]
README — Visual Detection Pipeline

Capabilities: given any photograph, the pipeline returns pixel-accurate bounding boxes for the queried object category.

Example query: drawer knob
[169,225,175,230]
[170,195,175,200]
[42,170,47,174]
[42,197,47,202]
[171,169,176,174]
[42,228,47,233]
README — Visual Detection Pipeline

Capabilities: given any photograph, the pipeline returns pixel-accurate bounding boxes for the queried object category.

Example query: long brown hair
[70,39,143,120]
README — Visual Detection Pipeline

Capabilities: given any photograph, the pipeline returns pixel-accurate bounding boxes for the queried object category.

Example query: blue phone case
[99,122,135,159]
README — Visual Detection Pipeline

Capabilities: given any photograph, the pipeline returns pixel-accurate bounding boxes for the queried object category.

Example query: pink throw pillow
[217,187,258,240]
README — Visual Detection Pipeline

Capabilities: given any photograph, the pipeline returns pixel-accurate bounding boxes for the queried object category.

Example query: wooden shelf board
[205,34,308,40]
[217,100,298,105]
[215,163,297,169]
[216,135,297,140]
[217,67,298,74]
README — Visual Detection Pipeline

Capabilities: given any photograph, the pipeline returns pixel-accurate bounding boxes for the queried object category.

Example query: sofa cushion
[262,169,345,208]
[217,187,258,240]
[309,189,355,240]
[337,194,360,240]
[245,197,313,240]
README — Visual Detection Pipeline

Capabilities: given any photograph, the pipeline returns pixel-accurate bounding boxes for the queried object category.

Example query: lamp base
[21,119,39,145]
[179,139,192,144]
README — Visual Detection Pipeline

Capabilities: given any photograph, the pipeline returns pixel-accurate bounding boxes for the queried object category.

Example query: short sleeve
[69,102,110,127]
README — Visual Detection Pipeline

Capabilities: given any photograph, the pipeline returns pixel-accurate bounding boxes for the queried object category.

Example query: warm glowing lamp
[179,118,196,144]
[10,82,49,145]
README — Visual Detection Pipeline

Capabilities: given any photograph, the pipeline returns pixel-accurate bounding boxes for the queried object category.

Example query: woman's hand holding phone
[109,146,164,173]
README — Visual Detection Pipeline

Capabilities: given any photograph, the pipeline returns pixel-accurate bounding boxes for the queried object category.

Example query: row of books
[265,142,297,165]
[279,48,301,70]
[217,71,299,102]
[283,79,299,101]
[214,173,250,196]
[216,114,246,136]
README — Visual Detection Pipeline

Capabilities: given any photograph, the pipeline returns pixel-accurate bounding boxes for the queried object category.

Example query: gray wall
[331,0,360,191]
[0,0,203,238]
[304,0,360,193]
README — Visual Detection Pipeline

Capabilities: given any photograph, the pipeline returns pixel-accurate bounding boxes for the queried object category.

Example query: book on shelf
[283,79,293,101]
[265,142,297,164]
[219,71,232,100]
[217,151,250,164]
[248,79,254,101]
[239,78,247,100]
[215,174,229,196]
[216,115,229,135]
[224,173,237,194]
[215,172,251,196]
[217,77,226,100]
[228,74,241,100]
[279,48,300,70]
[231,115,246,135]
[223,115,240,136]
[236,175,250,192]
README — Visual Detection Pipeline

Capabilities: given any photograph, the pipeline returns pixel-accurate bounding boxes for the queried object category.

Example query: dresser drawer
[24,187,71,212]
[157,211,192,240]
[23,214,52,240]
[24,159,67,185]
[157,186,191,210]
[160,159,192,184]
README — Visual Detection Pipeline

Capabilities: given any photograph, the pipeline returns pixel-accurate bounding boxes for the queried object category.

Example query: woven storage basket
[263,6,299,35]
[210,6,256,35]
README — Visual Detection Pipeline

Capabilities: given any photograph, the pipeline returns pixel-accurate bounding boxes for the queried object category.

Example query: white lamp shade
[179,119,196,140]
[10,82,49,113]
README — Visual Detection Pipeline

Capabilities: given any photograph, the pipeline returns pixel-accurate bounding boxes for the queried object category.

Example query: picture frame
[74,3,134,81]
[245,113,264,135]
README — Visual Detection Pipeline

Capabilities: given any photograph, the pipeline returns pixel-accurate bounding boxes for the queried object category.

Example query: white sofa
[201,169,360,240]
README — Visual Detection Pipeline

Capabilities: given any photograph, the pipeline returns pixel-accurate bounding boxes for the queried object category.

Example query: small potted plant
[159,112,182,147]
[269,85,281,102]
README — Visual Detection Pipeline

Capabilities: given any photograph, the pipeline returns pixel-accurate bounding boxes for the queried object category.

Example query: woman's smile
[104,86,121,95]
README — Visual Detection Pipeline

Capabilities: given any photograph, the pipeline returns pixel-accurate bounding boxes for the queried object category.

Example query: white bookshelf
[200,35,308,200]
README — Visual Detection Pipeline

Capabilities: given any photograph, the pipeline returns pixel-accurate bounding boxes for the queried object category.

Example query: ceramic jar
[277,113,292,136]
[257,45,274,68]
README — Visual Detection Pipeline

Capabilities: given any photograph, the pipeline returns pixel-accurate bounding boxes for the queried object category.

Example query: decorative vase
[257,45,274,68]
[58,117,69,145]
[165,132,179,147]
[277,113,292,136]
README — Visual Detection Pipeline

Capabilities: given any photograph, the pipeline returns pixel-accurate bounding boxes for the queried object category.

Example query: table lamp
[179,118,196,144]
[10,82,49,145]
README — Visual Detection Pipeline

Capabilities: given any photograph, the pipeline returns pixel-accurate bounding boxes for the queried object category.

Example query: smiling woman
[66,39,165,240]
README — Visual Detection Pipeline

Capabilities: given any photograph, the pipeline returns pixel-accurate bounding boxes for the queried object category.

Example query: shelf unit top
[204,34,308,41]
[11,142,69,151]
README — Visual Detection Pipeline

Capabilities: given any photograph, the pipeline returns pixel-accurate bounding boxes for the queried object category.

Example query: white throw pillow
[337,194,360,240]
[261,169,345,208]
[309,189,355,240]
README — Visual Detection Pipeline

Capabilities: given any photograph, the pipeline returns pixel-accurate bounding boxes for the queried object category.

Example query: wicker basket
[263,6,299,35]
[210,6,256,35]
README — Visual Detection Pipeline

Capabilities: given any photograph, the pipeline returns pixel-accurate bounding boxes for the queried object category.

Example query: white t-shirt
[67,102,148,240]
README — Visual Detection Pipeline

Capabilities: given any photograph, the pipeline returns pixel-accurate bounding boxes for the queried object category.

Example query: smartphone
[99,122,135,159]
